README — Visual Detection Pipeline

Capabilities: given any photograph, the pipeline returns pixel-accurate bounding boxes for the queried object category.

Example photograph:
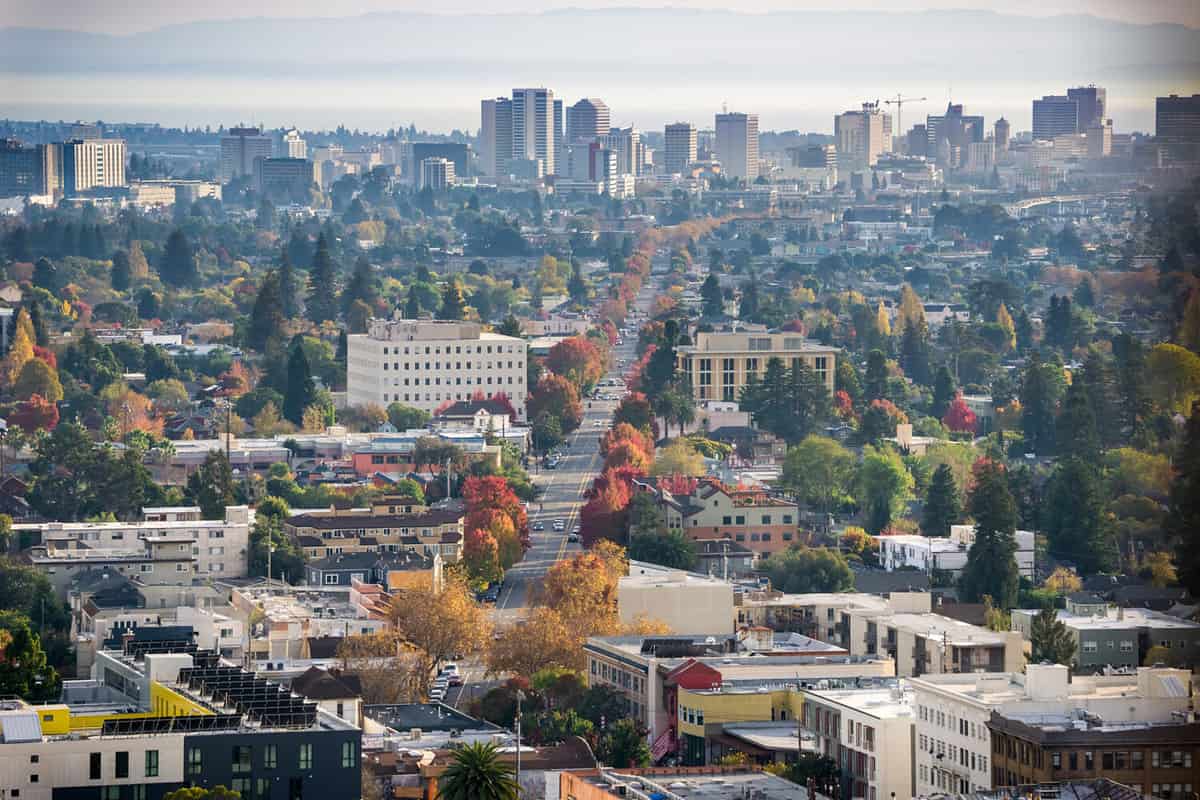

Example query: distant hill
[2,8,1197,79]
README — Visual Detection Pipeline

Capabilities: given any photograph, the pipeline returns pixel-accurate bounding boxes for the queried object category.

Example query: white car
[440,662,459,676]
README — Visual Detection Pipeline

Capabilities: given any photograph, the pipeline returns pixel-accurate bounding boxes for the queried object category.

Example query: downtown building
[565,98,611,145]
[1156,94,1200,144]
[714,112,759,180]
[219,126,274,183]
[835,103,891,170]
[0,635,360,800]
[480,88,556,178]
[663,122,698,175]
[0,138,60,198]
[674,330,837,403]
[62,138,127,196]
[346,318,528,419]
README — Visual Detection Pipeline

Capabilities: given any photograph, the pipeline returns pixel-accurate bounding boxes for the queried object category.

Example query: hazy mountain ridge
[3,8,1197,77]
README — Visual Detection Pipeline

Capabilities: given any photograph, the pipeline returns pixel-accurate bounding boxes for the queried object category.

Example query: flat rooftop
[597,770,809,800]
[874,612,1010,646]
[804,686,915,719]
[1032,607,1200,632]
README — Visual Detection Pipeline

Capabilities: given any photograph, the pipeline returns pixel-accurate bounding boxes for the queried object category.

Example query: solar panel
[100,714,241,736]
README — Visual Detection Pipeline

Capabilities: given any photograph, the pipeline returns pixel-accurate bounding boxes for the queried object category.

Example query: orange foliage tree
[545,335,606,390]
[600,423,654,459]
[579,466,643,547]
[527,373,583,433]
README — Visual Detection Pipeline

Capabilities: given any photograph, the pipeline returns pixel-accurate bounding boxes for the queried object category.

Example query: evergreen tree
[567,259,588,305]
[700,273,724,317]
[278,248,299,318]
[248,270,285,352]
[128,240,150,280]
[162,229,198,287]
[111,249,132,292]
[1078,351,1117,448]
[1168,404,1200,597]
[899,319,931,386]
[27,298,46,347]
[286,229,312,269]
[922,464,961,537]
[931,364,957,418]
[306,233,339,324]
[789,361,829,443]
[1045,457,1114,574]
[1112,334,1151,445]
[738,275,760,320]
[341,255,378,314]
[1057,379,1100,461]
[496,315,522,338]
[864,349,888,401]
[960,461,1020,608]
[185,451,236,520]
[1020,351,1057,456]
[404,287,421,319]
[283,341,317,425]
[32,257,58,293]
[1030,606,1076,665]
[438,281,467,321]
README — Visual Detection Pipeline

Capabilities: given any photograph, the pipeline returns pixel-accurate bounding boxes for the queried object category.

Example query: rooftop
[804,686,915,719]
[584,769,810,800]
[875,612,1012,646]
[1026,606,1200,631]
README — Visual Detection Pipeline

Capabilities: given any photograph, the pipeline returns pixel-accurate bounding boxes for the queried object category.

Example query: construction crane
[883,93,928,137]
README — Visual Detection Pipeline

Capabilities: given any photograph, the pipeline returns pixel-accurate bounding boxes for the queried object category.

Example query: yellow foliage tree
[898,284,925,333]
[1142,551,1177,589]
[996,303,1017,351]
[2,319,34,387]
[648,440,704,477]
[1044,566,1082,595]
[487,606,581,675]
[1179,290,1200,355]
[876,302,892,337]
[14,308,35,346]
[388,577,492,690]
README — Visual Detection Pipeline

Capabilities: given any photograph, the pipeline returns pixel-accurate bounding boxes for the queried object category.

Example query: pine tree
[278,248,299,318]
[162,229,198,287]
[1020,352,1057,456]
[248,270,285,352]
[341,255,377,314]
[922,464,960,537]
[701,273,723,317]
[864,349,888,402]
[1078,351,1116,448]
[26,299,46,347]
[567,259,588,306]
[996,303,1017,351]
[1031,606,1076,665]
[1112,334,1151,446]
[33,258,58,293]
[931,364,957,418]
[900,319,931,386]
[404,288,421,319]
[111,249,132,292]
[1057,379,1100,461]
[283,340,317,425]
[306,233,339,324]
[1045,457,1114,574]
[438,281,467,321]
[128,240,150,280]
[1168,404,1200,597]
[960,461,1019,608]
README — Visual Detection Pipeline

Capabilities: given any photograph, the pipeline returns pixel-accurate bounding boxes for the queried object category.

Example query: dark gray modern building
[1032,95,1079,140]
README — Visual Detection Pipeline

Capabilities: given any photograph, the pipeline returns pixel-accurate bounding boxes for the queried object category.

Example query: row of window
[381,391,523,404]
[918,704,989,743]
[87,750,158,780]
[919,733,988,775]
[382,374,521,387]
[732,532,793,544]
[382,360,522,371]
[720,514,794,525]
[380,344,520,355]
[1080,638,1136,653]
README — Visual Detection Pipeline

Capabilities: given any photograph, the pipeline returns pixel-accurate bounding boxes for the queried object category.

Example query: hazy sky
[2,0,1197,33]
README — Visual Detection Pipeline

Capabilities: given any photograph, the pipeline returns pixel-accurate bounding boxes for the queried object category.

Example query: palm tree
[436,742,520,800]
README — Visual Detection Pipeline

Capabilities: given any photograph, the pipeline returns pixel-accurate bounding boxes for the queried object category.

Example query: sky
[2,0,1198,33]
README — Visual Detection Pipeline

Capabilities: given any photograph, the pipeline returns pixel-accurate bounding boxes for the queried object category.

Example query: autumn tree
[13,358,63,403]
[545,335,605,390]
[2,312,34,386]
[648,440,703,476]
[600,423,654,460]
[487,606,580,675]
[942,393,978,434]
[336,632,423,704]
[388,577,491,691]
[579,468,639,547]
[612,392,656,436]
[527,373,583,434]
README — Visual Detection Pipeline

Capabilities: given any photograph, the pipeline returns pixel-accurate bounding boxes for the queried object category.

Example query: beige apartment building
[675,331,837,403]
[346,318,528,419]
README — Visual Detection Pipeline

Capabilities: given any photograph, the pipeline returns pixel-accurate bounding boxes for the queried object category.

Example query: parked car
[440,662,459,676]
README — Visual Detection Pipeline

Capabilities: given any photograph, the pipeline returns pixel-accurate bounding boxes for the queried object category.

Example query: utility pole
[514,689,525,789]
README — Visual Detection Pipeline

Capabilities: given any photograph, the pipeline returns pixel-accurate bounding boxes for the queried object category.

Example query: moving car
[553,519,566,531]
[567,532,580,542]
[532,520,545,531]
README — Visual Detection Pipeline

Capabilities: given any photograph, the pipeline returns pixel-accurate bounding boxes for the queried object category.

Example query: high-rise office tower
[0,139,60,198]
[994,117,1011,155]
[553,98,564,169]
[1156,94,1200,143]
[925,103,984,167]
[220,126,273,183]
[906,125,928,157]
[566,99,611,144]
[1067,86,1106,131]
[714,112,759,180]
[608,126,643,176]
[480,98,515,177]
[61,138,126,195]
[663,122,698,175]
[1032,95,1079,140]
[281,128,307,159]
[419,157,455,191]
[834,103,888,169]
[1086,120,1113,158]
[512,88,556,176]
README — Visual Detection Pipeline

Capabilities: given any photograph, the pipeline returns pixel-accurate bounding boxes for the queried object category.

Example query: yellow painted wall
[149,681,213,717]
[677,688,804,737]
[33,704,70,736]
[68,711,158,732]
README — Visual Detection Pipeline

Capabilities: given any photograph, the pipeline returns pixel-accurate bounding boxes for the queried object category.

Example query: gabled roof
[291,666,363,701]
[436,399,511,418]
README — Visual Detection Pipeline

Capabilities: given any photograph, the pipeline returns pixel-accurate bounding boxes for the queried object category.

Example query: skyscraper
[714,112,759,181]
[834,103,888,169]
[61,138,126,195]
[219,126,273,183]
[553,98,564,170]
[1156,94,1200,143]
[0,139,59,198]
[512,88,556,176]
[663,122,697,175]
[1032,95,1079,140]
[281,128,307,159]
[565,98,611,144]
[994,117,1011,155]
[1067,85,1107,131]
[481,98,515,177]
[608,126,644,176]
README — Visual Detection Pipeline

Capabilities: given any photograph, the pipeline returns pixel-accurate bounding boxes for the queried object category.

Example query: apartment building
[675,330,837,403]
[346,318,527,419]
[910,664,1195,797]
[1011,600,1200,673]
[734,591,892,642]
[0,138,59,197]
[254,156,318,197]
[62,138,127,195]
[0,638,361,800]
[17,506,251,583]
[800,685,916,800]
[284,496,464,563]
[419,156,455,190]
[640,477,800,557]
[878,524,1036,579]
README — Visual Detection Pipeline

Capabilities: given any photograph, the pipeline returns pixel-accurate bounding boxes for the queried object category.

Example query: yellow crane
[883,94,928,137]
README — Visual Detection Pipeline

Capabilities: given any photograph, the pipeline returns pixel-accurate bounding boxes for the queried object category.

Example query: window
[1132,751,1144,770]
[299,743,313,770]
[342,741,357,768]
[90,752,102,780]
[1069,752,1078,770]
[232,778,252,795]
[1103,752,1115,770]
[133,788,146,800]
[187,748,202,776]
[323,573,339,585]
[761,514,772,524]
[1085,751,1094,770]
[1052,753,1062,770]
[233,745,252,773]
[145,750,158,777]
[1082,640,1098,653]
[101,789,120,800]
[1121,640,1134,652]
[722,516,732,525]
[257,778,271,799]
[290,778,304,800]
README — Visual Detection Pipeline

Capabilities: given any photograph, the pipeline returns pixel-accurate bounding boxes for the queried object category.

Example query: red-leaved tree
[10,394,59,433]
[579,466,644,548]
[943,392,978,434]
[527,373,583,433]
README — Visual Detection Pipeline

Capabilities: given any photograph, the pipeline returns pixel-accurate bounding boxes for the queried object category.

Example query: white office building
[512,87,556,176]
[281,128,307,159]
[800,685,915,800]
[62,138,127,195]
[714,112,759,181]
[219,126,274,182]
[419,157,455,191]
[347,318,528,420]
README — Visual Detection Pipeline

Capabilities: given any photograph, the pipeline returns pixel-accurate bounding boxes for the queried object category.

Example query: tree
[856,445,915,534]
[996,303,1017,352]
[336,632,423,705]
[627,529,696,570]
[1020,352,1059,456]
[763,546,853,593]
[1146,343,1200,415]
[306,232,339,324]
[545,336,605,390]
[567,259,588,305]
[127,240,150,281]
[13,358,63,403]
[959,461,1019,609]
[782,436,855,517]
[612,392,656,435]
[283,341,317,425]
[0,611,61,702]
[1030,606,1076,666]
[162,229,198,287]
[864,349,888,401]
[649,440,703,477]
[342,255,378,313]
[111,248,132,292]
[2,314,34,386]
[700,273,723,317]
[1178,290,1200,354]
[33,257,58,293]
[1168,404,1200,597]
[386,403,431,431]
[598,718,651,768]
[186,451,236,520]
[389,578,491,691]
[248,269,285,352]
[1044,566,1083,596]
[528,374,582,434]
[436,742,520,800]
[922,463,961,537]
[437,281,467,321]
[278,247,300,318]
[1046,457,1114,574]
[487,606,579,676]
